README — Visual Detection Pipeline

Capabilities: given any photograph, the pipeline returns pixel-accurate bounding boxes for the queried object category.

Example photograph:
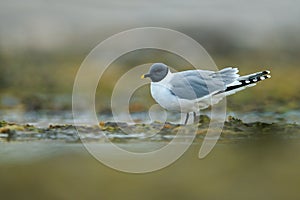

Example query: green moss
[0,120,7,127]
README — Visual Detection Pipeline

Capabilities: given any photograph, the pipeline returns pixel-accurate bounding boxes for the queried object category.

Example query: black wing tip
[262,70,271,75]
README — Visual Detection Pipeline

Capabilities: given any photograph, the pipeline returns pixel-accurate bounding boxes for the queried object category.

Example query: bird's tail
[215,70,271,96]
[237,70,271,83]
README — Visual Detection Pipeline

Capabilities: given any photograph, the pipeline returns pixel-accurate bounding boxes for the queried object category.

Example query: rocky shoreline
[1,116,300,143]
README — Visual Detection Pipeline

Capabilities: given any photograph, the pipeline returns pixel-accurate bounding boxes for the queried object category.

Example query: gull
[141,63,271,124]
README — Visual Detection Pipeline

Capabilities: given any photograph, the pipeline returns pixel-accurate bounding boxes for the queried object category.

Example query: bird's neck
[156,70,173,84]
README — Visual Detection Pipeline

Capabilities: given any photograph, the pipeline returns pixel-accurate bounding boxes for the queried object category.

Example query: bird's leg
[193,112,200,124]
[184,113,190,125]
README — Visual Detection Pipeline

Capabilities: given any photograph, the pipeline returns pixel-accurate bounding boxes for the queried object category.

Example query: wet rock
[0,116,299,143]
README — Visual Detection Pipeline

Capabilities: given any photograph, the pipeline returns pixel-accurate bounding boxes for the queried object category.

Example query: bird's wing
[169,68,239,100]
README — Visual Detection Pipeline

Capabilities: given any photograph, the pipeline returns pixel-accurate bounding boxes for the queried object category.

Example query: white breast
[150,83,179,111]
[150,82,198,113]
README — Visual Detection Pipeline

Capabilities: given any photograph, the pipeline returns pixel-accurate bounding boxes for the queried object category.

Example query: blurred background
[0,0,300,199]
[0,0,299,113]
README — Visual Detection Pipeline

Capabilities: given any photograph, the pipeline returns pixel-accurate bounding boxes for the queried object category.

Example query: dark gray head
[141,63,169,82]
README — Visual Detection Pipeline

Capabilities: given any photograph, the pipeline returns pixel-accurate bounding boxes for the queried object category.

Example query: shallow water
[1,110,299,127]
[1,141,300,200]
[1,110,300,199]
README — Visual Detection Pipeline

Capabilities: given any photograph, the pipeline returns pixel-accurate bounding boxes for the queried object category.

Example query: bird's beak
[141,74,150,79]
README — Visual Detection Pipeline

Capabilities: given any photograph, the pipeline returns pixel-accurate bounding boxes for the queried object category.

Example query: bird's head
[141,63,169,82]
